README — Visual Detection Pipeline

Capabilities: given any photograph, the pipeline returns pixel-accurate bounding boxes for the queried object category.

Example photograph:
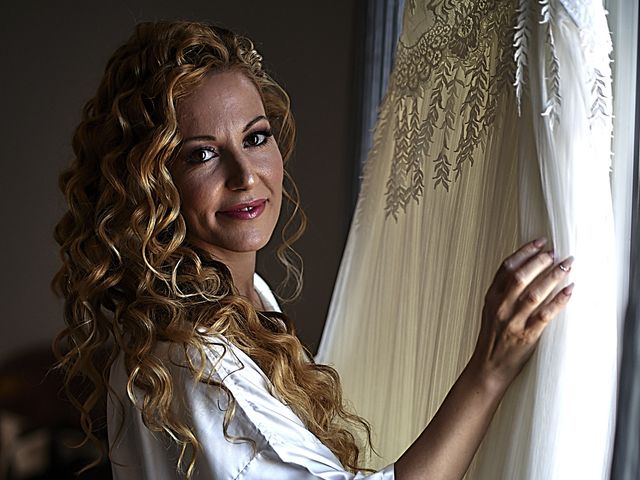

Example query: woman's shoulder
[110,335,274,400]
[108,343,269,480]
[107,336,288,479]
[109,332,307,432]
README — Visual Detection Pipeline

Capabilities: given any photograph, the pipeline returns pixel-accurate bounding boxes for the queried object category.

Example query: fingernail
[534,236,547,248]
[559,256,574,272]
[563,283,575,296]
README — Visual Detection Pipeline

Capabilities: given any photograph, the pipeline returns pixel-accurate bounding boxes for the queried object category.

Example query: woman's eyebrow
[242,115,268,132]
[182,115,268,143]
[183,134,216,143]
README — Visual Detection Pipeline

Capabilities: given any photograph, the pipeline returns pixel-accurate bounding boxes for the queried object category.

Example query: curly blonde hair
[52,20,373,478]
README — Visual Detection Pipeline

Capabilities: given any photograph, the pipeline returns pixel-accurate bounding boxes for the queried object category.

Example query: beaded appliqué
[382,0,516,219]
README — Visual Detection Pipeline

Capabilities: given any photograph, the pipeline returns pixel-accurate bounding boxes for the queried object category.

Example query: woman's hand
[469,237,574,391]
[395,237,573,480]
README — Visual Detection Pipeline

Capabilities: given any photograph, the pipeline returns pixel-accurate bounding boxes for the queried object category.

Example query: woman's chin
[189,235,273,256]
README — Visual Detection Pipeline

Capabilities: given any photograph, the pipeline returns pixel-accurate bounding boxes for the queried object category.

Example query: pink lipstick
[218,199,267,220]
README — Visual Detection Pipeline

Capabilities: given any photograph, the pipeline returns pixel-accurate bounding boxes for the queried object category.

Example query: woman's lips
[218,199,267,220]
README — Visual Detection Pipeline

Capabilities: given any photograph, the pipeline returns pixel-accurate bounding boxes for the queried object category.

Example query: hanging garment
[317,1,617,479]
[318,0,522,468]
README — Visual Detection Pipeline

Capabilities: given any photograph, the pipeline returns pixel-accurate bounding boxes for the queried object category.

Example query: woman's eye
[244,130,272,148]
[187,147,217,163]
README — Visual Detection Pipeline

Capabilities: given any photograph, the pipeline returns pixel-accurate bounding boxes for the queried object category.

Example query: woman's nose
[223,150,256,191]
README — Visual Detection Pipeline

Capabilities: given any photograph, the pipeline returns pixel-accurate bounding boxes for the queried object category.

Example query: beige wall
[0,0,359,362]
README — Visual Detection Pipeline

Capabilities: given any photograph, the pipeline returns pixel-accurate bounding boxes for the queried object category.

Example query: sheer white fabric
[317,1,618,478]
[471,2,617,479]
[107,274,395,479]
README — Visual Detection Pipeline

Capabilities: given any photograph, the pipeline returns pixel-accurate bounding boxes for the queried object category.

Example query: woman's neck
[191,240,262,309]
[228,257,262,308]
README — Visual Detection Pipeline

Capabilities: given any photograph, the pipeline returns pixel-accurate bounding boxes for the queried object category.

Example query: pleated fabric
[316,1,617,478]
[318,0,521,469]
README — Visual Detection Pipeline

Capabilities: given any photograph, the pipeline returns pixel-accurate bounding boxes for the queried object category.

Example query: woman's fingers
[525,282,574,339]
[506,256,573,330]
[489,237,549,295]
[475,242,574,386]
[491,250,556,323]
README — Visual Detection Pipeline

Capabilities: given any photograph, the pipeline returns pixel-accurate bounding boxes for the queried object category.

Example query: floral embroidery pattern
[383,0,515,220]
[539,0,562,129]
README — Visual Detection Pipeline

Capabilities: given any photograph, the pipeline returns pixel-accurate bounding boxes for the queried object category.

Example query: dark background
[1,0,362,362]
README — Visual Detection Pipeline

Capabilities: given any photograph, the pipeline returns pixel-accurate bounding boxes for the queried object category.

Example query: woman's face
[170,70,283,257]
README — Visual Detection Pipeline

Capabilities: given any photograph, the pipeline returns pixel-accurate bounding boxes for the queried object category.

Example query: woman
[53,21,574,480]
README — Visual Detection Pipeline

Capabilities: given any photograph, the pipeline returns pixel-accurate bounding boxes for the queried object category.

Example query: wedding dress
[317,1,617,478]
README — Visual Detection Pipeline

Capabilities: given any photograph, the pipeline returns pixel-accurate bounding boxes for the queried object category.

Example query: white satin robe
[107,274,395,479]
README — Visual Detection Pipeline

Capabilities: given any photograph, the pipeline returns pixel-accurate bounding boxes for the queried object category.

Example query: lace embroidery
[516,0,612,131]
[383,0,515,219]
[514,0,532,115]
[540,0,562,129]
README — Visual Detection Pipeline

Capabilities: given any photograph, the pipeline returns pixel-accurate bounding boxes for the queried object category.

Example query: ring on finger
[558,256,574,272]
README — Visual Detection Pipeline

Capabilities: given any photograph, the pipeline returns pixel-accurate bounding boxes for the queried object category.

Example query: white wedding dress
[317,1,617,478]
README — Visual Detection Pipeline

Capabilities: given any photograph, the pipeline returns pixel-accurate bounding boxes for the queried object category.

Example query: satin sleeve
[189,336,395,479]
[109,275,394,479]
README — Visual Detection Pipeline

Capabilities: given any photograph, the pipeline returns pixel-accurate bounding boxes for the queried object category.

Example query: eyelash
[245,129,273,148]
[186,129,273,164]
